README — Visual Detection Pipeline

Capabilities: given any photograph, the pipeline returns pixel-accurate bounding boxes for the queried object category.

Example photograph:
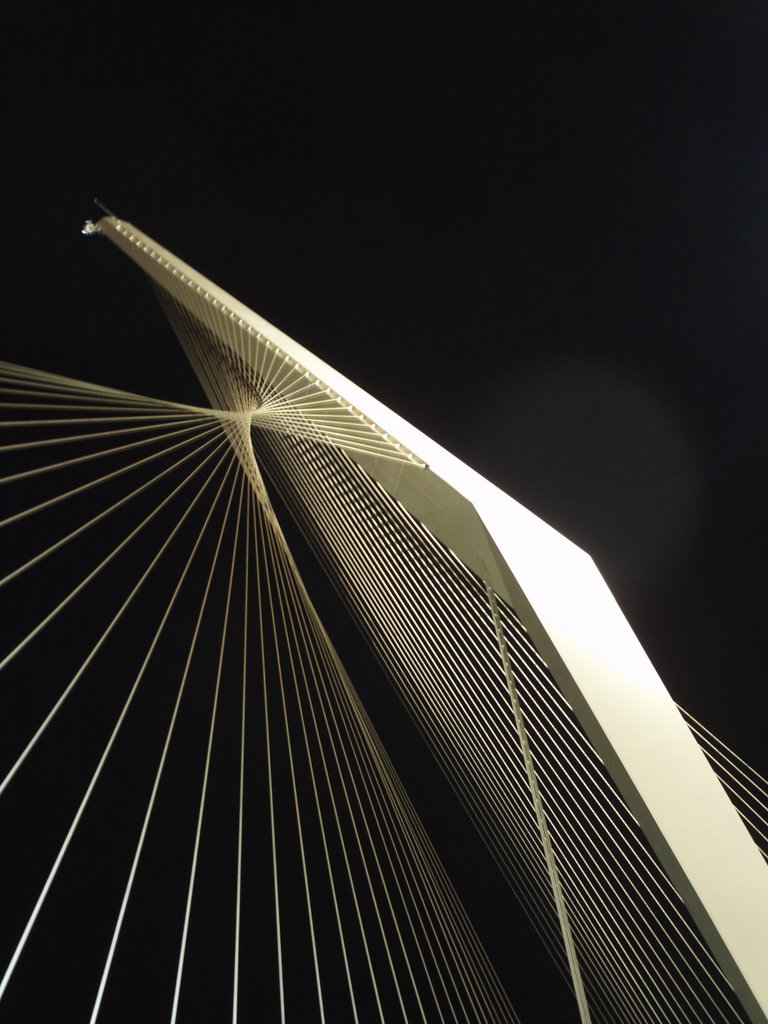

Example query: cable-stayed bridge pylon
[0,214,765,1023]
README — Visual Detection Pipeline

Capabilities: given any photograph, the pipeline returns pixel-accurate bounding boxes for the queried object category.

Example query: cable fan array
[247,414,765,1024]
[141,267,424,468]
[137,263,768,1024]
[677,708,768,861]
[0,361,519,1023]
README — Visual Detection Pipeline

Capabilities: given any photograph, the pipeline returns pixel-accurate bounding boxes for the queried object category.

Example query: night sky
[2,2,768,1020]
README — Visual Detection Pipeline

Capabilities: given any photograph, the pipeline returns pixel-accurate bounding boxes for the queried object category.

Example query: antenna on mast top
[81,198,118,236]
[93,198,117,218]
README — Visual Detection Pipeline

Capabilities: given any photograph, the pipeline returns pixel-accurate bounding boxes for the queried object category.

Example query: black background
[2,2,768,1021]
